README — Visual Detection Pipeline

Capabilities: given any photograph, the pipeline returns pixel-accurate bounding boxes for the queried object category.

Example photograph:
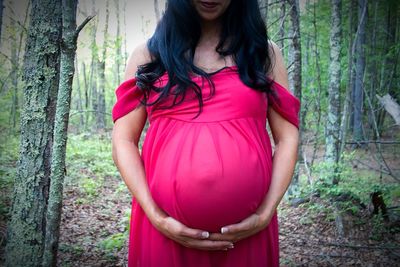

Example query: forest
[0,0,399,266]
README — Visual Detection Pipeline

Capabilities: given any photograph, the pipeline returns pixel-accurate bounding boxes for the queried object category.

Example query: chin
[198,14,221,21]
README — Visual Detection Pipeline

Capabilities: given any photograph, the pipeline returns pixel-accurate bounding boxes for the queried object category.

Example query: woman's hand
[152,213,235,251]
[207,210,275,245]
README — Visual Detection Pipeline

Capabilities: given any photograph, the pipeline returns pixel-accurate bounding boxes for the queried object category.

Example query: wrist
[255,207,275,226]
[147,205,168,228]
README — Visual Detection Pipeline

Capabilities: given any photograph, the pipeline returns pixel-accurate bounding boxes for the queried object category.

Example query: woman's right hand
[152,213,235,251]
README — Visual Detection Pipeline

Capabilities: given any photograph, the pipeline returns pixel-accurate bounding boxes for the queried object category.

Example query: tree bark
[41,0,78,264]
[89,0,99,131]
[325,0,342,185]
[4,0,62,265]
[97,0,109,130]
[114,0,122,86]
[154,0,161,22]
[286,0,302,196]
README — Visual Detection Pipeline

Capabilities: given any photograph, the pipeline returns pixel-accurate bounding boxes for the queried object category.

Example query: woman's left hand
[207,210,275,244]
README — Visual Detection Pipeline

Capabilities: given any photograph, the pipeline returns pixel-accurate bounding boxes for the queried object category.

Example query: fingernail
[201,231,209,238]
[229,243,234,249]
[221,227,228,234]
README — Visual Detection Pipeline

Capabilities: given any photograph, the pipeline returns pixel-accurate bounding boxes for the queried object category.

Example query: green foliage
[0,135,19,219]
[98,232,128,252]
[79,177,103,198]
[98,209,131,258]
[65,133,119,185]
[369,213,388,241]
[97,208,131,256]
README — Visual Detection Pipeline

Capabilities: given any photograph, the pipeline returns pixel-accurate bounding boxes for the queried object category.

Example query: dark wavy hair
[135,0,277,119]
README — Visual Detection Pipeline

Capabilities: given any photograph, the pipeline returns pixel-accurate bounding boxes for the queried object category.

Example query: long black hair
[135,0,277,119]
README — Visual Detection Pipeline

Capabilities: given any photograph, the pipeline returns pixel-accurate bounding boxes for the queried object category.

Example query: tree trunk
[74,55,85,129]
[97,0,109,130]
[0,0,3,46]
[278,0,285,50]
[325,0,342,185]
[89,0,98,131]
[154,0,161,22]
[9,13,18,131]
[352,0,367,144]
[4,0,62,265]
[340,0,357,156]
[123,0,128,66]
[377,0,398,133]
[286,0,302,197]
[42,0,79,265]
[114,0,122,86]
[366,0,379,140]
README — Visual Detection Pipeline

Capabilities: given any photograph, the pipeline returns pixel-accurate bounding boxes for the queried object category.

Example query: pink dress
[112,65,300,267]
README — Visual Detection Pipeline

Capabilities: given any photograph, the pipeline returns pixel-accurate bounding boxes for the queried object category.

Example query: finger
[166,217,210,239]
[185,239,235,251]
[220,222,249,234]
[220,216,257,234]
[179,226,210,239]
[207,232,236,241]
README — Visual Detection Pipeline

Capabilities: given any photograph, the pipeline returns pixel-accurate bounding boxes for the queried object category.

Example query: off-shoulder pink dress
[112,65,300,267]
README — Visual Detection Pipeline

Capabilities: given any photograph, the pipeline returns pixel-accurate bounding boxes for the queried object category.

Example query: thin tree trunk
[82,61,89,128]
[7,0,30,133]
[352,0,367,144]
[123,0,128,65]
[0,0,3,46]
[74,55,85,129]
[115,0,122,86]
[325,0,342,185]
[278,0,285,50]
[154,0,161,22]
[5,0,62,265]
[309,2,323,176]
[9,12,18,131]
[97,0,109,130]
[377,0,398,133]
[340,0,357,156]
[42,1,92,264]
[89,0,98,130]
[286,0,302,196]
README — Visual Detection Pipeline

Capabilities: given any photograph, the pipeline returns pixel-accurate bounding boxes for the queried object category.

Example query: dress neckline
[204,65,238,75]
[190,65,238,78]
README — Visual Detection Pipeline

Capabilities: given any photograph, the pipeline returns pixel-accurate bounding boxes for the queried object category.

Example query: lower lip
[200,2,219,10]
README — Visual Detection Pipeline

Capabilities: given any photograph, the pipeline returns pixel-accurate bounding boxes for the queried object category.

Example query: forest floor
[52,176,400,267]
[0,133,399,266]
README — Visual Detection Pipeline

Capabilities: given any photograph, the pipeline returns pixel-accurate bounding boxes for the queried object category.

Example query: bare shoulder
[124,41,153,80]
[267,40,289,90]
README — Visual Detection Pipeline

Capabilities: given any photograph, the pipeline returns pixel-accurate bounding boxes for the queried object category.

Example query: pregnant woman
[111,0,300,266]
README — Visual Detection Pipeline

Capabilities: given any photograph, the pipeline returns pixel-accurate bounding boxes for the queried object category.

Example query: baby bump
[149,123,270,233]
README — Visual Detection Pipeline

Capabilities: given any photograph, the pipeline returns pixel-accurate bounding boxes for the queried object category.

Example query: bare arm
[111,43,234,251]
[255,41,300,220]
[111,43,165,224]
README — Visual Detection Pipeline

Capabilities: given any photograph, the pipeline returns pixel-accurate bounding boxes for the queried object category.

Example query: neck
[198,19,221,44]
